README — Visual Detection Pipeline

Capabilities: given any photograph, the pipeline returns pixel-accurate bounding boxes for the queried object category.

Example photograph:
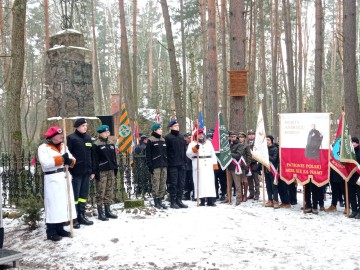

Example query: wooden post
[262,166,265,206]
[62,118,74,238]
[196,119,200,207]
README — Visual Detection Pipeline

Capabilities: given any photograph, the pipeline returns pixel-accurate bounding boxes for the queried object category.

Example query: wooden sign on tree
[228,70,248,96]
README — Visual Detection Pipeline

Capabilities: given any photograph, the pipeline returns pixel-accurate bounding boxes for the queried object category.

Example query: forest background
[0,0,360,157]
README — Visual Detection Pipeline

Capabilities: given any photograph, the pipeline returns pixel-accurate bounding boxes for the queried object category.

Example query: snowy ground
[1,187,359,270]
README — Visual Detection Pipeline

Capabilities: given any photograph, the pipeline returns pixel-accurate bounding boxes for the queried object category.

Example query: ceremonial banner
[251,105,269,169]
[215,112,232,170]
[212,116,220,152]
[116,103,133,154]
[329,113,358,181]
[279,113,330,186]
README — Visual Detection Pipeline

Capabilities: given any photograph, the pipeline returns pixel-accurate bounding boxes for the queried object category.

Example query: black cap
[248,129,255,135]
[74,118,87,128]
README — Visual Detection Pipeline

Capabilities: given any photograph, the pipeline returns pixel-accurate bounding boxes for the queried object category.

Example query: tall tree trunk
[248,0,257,128]
[220,0,228,124]
[259,0,267,131]
[44,0,49,51]
[119,0,135,121]
[229,0,246,133]
[314,0,323,112]
[343,0,360,135]
[271,0,279,138]
[198,0,207,114]
[206,0,218,130]
[0,0,9,86]
[282,0,296,113]
[160,0,185,131]
[148,31,153,99]
[296,0,303,112]
[132,0,138,117]
[91,0,104,115]
[6,0,27,156]
[179,0,187,125]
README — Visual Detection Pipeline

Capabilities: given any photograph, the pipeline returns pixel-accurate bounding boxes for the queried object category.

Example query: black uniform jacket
[67,130,95,176]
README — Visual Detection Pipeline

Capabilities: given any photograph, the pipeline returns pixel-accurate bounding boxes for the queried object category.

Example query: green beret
[151,123,161,131]
[97,125,110,133]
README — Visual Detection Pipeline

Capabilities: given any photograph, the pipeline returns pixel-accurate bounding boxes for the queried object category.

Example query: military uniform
[247,130,260,200]
[94,125,118,220]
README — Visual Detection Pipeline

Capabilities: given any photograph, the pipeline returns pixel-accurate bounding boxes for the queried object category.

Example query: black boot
[153,198,162,209]
[73,218,80,229]
[183,192,191,201]
[207,197,216,207]
[56,223,71,237]
[78,212,94,225]
[97,206,109,221]
[199,198,205,206]
[158,198,168,209]
[176,198,188,208]
[349,211,358,218]
[46,223,62,241]
[105,205,118,219]
[170,198,180,209]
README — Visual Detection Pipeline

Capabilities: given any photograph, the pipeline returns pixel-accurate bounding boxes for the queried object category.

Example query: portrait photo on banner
[279,113,331,186]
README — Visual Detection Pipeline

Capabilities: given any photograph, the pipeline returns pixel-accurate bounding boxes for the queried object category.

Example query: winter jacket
[228,139,251,171]
[94,137,118,173]
[67,130,95,176]
[165,130,187,167]
[349,145,360,184]
[146,132,167,171]
[266,144,279,174]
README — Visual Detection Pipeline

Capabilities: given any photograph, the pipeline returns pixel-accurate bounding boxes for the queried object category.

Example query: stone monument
[44,0,99,134]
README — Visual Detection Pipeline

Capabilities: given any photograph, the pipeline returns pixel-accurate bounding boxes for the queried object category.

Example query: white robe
[186,140,217,198]
[37,143,76,223]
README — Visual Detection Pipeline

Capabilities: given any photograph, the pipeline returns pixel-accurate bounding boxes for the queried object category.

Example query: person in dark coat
[264,135,280,209]
[183,132,194,200]
[67,118,95,227]
[348,136,360,218]
[325,168,344,212]
[247,129,260,200]
[305,124,323,161]
[134,135,151,196]
[146,123,168,209]
[165,119,188,209]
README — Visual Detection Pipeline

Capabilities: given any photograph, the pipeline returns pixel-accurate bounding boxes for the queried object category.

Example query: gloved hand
[195,144,200,149]
[62,153,72,166]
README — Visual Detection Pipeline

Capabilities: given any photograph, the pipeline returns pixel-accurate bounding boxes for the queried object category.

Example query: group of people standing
[38,118,118,242]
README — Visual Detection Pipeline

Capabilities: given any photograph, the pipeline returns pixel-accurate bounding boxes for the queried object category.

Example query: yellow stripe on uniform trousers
[117,103,133,154]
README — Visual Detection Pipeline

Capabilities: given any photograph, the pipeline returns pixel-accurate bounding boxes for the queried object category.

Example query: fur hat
[44,126,63,139]
[74,118,87,128]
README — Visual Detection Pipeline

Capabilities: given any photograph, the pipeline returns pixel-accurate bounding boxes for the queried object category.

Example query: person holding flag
[264,135,280,209]
[186,128,218,206]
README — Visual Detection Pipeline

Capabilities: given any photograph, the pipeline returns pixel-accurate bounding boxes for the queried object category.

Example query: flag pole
[62,118,74,238]
[345,181,349,217]
[196,118,200,207]
[261,166,265,206]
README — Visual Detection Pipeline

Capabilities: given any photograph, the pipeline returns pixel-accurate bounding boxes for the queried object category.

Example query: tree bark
[91,0,104,115]
[271,0,279,138]
[343,0,360,135]
[220,0,228,124]
[198,0,207,114]
[160,0,185,131]
[314,0,323,112]
[296,0,303,112]
[119,0,135,122]
[132,0,138,118]
[44,0,49,51]
[282,0,296,113]
[229,0,246,133]
[6,0,27,156]
[180,0,187,126]
[206,0,218,130]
